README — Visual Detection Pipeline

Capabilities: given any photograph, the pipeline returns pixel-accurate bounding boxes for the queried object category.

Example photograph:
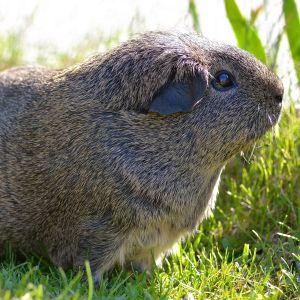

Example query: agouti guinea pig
[0,31,283,280]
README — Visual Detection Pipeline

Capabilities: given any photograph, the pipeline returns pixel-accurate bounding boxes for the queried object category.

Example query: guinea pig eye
[212,71,235,91]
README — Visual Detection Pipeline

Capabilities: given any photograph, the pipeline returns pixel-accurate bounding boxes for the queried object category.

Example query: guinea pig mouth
[248,102,281,141]
[264,113,281,137]
[267,113,278,127]
[266,103,282,128]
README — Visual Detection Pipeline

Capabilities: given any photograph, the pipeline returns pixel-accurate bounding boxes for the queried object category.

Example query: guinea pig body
[0,32,283,277]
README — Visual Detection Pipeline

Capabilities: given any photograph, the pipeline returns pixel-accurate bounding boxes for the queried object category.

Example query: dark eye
[212,71,236,91]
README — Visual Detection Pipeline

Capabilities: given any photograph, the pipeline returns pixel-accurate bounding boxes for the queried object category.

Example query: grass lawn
[0,105,299,299]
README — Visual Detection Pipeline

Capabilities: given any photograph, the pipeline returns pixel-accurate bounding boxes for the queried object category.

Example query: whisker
[240,151,250,164]
[267,113,274,126]
[240,142,257,164]
[247,142,257,161]
[192,97,204,108]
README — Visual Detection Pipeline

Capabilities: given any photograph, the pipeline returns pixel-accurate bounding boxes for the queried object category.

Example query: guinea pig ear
[148,71,208,115]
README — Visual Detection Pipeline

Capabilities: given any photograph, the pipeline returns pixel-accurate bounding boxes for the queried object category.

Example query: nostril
[274,93,283,103]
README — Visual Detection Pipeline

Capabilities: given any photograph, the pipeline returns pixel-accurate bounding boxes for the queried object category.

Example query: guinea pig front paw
[127,253,163,275]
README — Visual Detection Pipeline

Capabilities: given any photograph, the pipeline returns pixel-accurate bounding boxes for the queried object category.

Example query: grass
[0,23,299,300]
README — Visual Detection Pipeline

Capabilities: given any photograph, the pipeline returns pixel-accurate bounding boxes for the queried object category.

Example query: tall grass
[283,0,300,83]
[224,0,267,64]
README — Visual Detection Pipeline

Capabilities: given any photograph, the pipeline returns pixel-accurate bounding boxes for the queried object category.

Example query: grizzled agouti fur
[0,31,283,279]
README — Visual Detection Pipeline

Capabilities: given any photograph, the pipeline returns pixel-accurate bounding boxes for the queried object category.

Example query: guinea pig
[0,31,283,279]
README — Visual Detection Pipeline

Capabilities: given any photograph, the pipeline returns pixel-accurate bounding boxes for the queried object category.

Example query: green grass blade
[188,0,201,33]
[85,261,94,300]
[283,0,300,84]
[224,0,267,64]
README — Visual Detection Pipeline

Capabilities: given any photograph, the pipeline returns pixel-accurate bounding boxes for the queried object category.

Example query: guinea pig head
[139,33,283,166]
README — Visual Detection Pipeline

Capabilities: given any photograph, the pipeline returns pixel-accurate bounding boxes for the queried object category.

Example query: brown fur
[0,32,283,278]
